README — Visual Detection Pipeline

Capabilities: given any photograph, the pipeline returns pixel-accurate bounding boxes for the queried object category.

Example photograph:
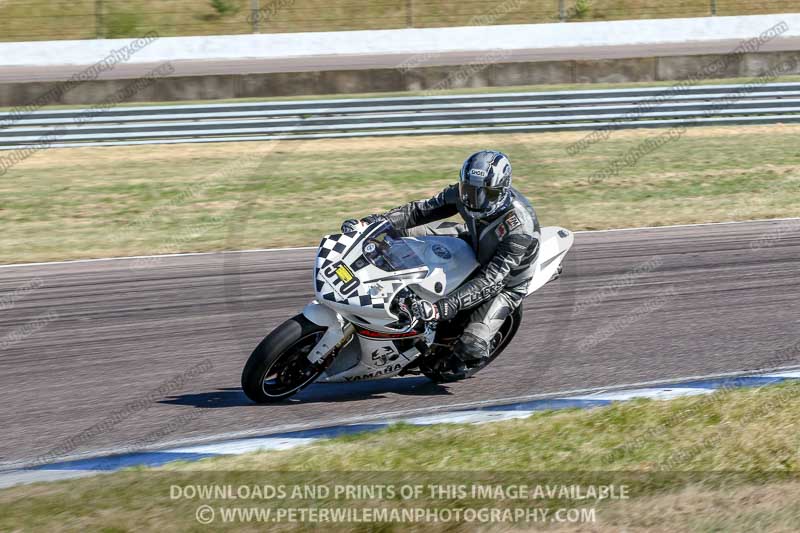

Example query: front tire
[241,314,327,403]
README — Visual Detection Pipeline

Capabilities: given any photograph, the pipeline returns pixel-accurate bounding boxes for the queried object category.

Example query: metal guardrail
[1,82,799,150]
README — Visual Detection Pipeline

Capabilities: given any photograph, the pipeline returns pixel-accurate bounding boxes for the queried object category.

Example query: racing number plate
[334,264,354,284]
[323,261,360,297]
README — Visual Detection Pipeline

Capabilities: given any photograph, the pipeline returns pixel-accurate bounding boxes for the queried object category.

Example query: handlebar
[393,290,422,325]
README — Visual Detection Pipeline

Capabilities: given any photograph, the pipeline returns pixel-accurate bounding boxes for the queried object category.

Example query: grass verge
[0,0,791,42]
[1,123,799,264]
[2,382,800,531]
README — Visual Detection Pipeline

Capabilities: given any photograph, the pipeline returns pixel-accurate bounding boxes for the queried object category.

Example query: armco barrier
[1,81,799,149]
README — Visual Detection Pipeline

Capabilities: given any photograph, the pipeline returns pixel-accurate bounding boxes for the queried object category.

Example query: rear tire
[241,314,327,403]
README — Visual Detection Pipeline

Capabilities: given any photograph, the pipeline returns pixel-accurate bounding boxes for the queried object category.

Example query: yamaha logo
[431,243,452,260]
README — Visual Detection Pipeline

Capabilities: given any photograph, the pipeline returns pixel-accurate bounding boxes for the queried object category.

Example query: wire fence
[0,0,797,42]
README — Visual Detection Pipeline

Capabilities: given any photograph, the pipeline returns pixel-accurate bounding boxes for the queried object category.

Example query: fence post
[559,0,566,22]
[95,0,104,38]
[251,0,260,33]
[406,0,414,27]
[710,0,717,15]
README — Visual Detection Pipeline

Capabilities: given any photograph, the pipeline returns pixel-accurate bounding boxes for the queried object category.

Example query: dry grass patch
[0,0,788,42]
[2,123,799,263]
[2,383,800,531]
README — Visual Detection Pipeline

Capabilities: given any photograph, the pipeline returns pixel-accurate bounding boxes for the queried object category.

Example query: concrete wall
[1,13,798,106]
[1,50,798,107]
[1,14,798,69]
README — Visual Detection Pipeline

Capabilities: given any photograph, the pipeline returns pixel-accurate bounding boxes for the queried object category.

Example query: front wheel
[241,314,327,403]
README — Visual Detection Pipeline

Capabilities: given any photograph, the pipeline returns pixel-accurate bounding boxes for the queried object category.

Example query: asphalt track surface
[1,219,799,470]
[3,38,800,83]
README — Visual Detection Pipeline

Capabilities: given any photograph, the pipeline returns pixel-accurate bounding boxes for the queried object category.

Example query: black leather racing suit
[383,184,540,362]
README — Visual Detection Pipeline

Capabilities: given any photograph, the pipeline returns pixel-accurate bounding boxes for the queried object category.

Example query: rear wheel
[241,314,327,403]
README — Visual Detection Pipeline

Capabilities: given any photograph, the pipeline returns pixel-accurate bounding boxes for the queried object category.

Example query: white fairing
[403,236,479,298]
[526,227,574,295]
[303,222,573,383]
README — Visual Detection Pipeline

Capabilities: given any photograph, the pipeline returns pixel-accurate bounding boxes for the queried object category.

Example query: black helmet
[459,150,513,219]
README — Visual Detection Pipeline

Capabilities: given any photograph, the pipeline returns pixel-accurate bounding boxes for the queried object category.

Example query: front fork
[302,302,354,365]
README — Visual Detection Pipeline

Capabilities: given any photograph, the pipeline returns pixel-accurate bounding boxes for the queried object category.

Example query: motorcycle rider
[342,150,540,369]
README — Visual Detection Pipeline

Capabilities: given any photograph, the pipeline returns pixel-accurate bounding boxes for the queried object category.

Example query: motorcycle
[242,219,573,403]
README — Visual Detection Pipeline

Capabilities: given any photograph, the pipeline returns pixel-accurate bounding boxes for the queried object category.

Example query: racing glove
[410,299,457,323]
[340,214,388,233]
[340,219,361,233]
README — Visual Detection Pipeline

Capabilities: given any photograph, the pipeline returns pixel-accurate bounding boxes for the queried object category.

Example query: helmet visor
[460,182,503,212]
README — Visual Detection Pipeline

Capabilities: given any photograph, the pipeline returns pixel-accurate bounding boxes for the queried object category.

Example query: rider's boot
[454,332,490,369]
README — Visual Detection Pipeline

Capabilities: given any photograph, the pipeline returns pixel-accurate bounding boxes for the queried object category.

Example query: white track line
[565,387,714,401]
[1,217,798,270]
[4,363,799,472]
[0,246,317,269]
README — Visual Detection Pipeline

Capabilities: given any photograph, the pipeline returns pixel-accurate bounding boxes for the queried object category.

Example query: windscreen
[364,227,425,272]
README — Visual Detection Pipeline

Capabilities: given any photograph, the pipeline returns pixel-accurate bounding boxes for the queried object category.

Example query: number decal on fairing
[323,261,361,296]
